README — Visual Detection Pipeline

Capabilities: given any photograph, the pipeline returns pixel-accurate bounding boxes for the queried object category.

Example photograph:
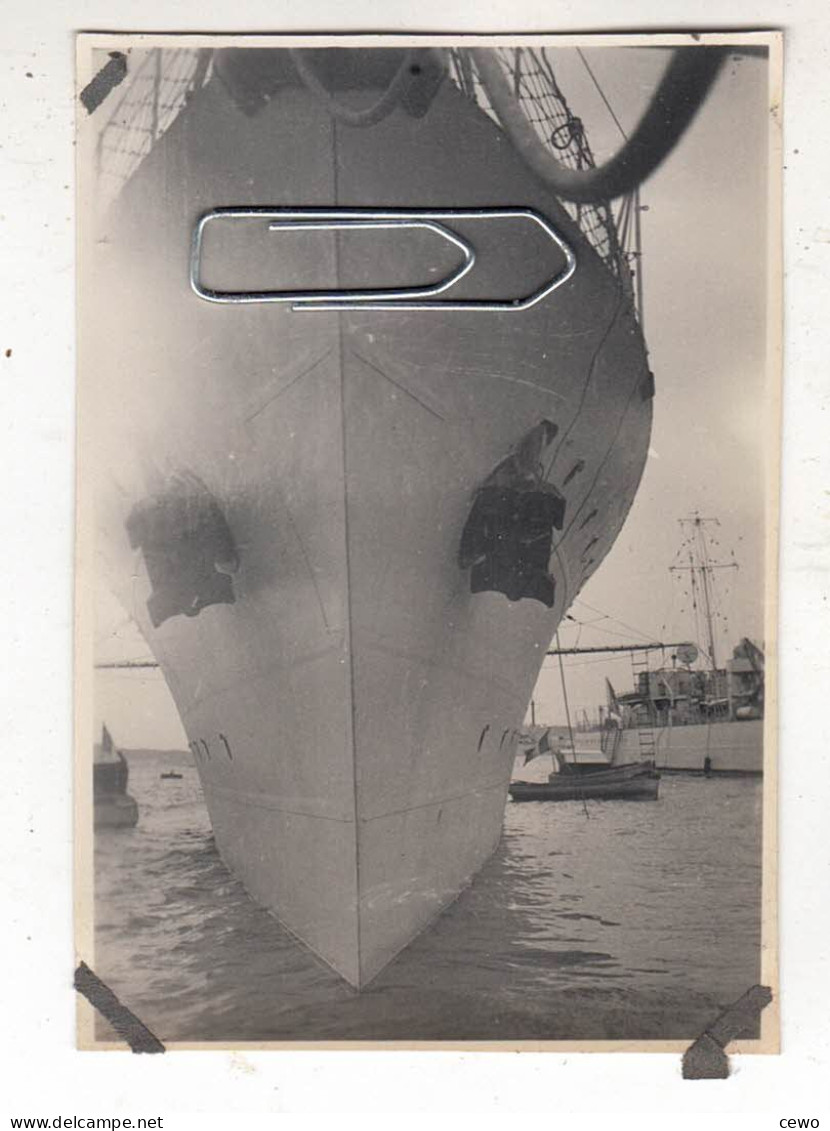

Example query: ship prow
[211,725,511,988]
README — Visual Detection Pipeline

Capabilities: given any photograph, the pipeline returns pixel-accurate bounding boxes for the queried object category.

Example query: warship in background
[530,515,764,777]
[604,514,764,776]
[85,45,725,984]
[539,639,764,777]
[602,638,764,776]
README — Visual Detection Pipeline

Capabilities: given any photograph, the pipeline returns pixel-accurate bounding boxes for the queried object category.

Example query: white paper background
[1,0,828,1120]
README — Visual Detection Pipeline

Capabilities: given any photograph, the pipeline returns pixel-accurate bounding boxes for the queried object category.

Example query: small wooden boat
[160,771,184,780]
[509,761,660,803]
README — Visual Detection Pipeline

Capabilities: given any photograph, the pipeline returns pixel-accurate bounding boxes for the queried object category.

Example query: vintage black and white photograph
[76,32,780,1048]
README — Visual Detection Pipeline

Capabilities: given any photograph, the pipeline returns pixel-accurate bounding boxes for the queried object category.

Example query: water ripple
[93,753,762,1042]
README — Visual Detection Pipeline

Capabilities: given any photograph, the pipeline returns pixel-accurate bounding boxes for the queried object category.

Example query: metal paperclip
[190,207,576,312]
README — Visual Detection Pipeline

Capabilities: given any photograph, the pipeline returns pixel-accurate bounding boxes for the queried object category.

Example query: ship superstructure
[534,516,764,777]
[609,516,764,774]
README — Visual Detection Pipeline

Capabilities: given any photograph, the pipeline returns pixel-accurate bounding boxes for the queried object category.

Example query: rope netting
[447,47,633,290]
[94,48,212,213]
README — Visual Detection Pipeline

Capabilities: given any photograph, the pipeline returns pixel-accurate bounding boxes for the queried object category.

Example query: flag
[524,726,553,764]
[658,674,676,707]
[101,724,113,754]
[605,678,624,730]
[605,678,619,714]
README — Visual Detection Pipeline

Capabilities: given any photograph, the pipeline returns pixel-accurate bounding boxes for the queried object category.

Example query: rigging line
[570,605,645,638]
[562,615,640,640]
[573,597,654,641]
[616,193,632,249]
[567,613,612,627]
[537,48,569,109]
[576,48,629,142]
[554,629,589,820]
[558,619,646,644]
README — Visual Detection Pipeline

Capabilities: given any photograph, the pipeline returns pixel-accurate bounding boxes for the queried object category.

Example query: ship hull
[86,57,653,985]
[617,719,763,775]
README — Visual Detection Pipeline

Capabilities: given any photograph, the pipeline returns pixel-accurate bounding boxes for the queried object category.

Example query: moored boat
[544,516,765,777]
[510,760,659,802]
[602,515,765,776]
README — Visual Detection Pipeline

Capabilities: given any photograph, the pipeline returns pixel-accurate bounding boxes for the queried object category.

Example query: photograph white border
[3,0,828,1117]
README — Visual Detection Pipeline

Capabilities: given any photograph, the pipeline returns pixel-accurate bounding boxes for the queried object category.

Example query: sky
[91,45,771,745]
[528,46,770,724]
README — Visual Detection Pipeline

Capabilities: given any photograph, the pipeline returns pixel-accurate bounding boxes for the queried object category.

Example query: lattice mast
[669,514,738,670]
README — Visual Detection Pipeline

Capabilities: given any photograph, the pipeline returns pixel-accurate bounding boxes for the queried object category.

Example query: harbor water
[93,751,762,1042]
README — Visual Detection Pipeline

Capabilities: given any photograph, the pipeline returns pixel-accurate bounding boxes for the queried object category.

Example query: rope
[289,49,420,128]
[576,49,629,142]
[574,597,654,642]
[472,47,726,203]
[555,630,590,819]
